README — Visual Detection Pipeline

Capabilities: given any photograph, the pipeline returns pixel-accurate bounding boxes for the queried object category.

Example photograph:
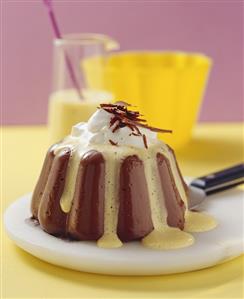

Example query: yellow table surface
[1,123,244,299]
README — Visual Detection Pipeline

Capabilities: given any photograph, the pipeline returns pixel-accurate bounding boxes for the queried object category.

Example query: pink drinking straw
[42,0,82,99]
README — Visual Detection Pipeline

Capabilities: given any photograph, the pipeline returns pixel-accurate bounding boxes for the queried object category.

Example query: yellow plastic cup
[83,51,212,149]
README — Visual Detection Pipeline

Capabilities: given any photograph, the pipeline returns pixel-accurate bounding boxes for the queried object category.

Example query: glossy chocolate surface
[117,155,153,241]
[167,145,188,193]
[157,153,185,230]
[38,147,71,236]
[31,146,187,243]
[68,150,105,240]
[31,146,55,218]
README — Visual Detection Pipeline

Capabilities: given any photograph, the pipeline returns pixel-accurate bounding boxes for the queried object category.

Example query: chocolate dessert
[31,103,216,249]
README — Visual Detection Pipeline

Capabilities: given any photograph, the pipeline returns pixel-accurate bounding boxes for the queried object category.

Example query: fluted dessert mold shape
[31,103,217,249]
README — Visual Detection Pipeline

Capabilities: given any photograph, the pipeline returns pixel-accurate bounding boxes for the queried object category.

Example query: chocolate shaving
[137,122,172,133]
[109,139,118,146]
[110,116,119,127]
[142,134,148,149]
[111,120,121,133]
[130,132,141,136]
[100,102,172,140]
[114,101,131,107]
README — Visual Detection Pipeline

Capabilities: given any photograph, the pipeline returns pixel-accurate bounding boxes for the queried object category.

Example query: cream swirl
[69,108,162,148]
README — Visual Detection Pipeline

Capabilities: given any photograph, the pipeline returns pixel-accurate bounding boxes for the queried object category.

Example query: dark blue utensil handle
[190,163,244,195]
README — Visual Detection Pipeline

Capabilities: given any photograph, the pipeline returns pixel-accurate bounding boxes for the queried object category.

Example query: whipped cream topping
[69,108,162,148]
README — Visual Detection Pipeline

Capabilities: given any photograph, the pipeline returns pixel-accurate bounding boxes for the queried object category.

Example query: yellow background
[1,123,244,298]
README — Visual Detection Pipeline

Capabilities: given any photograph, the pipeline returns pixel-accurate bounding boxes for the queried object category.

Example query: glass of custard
[48,33,119,144]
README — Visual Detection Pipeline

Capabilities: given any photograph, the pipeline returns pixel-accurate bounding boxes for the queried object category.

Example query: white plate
[4,189,244,276]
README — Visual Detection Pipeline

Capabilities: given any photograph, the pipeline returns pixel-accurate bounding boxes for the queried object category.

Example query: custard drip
[160,144,188,207]
[140,148,194,249]
[54,141,87,213]
[97,151,122,248]
[142,150,168,228]
[55,142,217,250]
[59,149,81,213]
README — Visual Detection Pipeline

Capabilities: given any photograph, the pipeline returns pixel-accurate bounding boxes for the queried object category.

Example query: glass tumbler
[48,33,119,143]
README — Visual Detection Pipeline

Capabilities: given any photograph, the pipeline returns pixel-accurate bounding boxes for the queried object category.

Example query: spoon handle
[190,163,244,195]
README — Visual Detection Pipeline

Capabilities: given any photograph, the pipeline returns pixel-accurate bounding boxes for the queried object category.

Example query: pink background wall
[2,1,243,125]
